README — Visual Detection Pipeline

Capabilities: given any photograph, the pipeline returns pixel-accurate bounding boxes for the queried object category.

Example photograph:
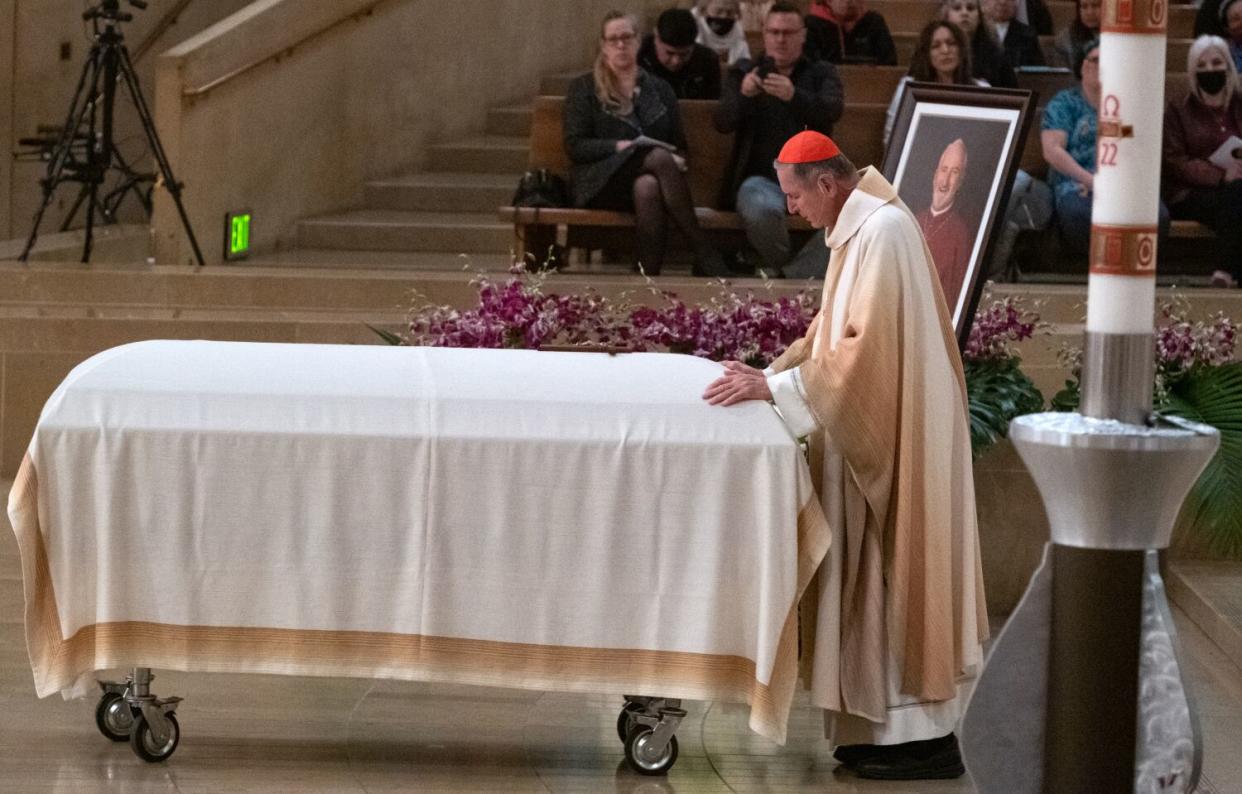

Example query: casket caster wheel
[130,712,180,762]
[624,725,679,775]
[94,691,136,742]
[616,701,644,743]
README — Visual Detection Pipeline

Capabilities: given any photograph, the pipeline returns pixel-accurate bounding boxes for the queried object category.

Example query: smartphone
[755,56,776,79]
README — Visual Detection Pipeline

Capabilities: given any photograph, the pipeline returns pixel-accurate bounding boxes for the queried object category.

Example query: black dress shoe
[845,733,966,780]
[832,743,877,766]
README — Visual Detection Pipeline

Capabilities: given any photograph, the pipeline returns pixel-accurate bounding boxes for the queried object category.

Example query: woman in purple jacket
[1163,35,1242,287]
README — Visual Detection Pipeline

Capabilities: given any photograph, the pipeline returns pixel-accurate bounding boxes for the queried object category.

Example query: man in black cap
[638,8,722,99]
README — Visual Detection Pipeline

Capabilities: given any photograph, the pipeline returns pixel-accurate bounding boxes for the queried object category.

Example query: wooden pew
[498,94,1210,265]
[498,98,819,262]
[862,0,1195,38]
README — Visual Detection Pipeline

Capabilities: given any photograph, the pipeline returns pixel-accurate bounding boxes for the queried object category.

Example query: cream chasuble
[766,167,988,745]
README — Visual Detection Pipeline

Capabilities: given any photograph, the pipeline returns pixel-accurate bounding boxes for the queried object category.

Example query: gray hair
[774,153,858,183]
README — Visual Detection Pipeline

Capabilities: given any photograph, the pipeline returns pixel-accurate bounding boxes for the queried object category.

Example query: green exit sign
[224,211,251,260]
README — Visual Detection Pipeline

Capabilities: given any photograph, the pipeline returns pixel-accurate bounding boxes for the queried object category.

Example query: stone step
[486,105,533,137]
[424,136,529,174]
[364,173,518,213]
[296,210,514,253]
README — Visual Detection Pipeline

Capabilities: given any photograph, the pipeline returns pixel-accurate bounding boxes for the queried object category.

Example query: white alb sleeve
[767,368,819,437]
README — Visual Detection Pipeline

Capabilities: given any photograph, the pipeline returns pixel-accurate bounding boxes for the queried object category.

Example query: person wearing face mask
[1051,0,1101,69]
[694,0,752,65]
[939,0,1017,88]
[1163,35,1242,287]
[804,0,898,65]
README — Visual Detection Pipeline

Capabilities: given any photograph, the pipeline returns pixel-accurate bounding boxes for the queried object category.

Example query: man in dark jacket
[714,1,845,277]
[986,0,1045,67]
[638,8,722,100]
[805,0,898,65]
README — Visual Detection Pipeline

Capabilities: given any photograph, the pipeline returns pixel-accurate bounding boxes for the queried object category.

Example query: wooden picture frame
[882,83,1035,347]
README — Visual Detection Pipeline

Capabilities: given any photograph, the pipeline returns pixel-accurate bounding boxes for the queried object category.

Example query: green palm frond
[966,359,1045,457]
[366,324,406,346]
[1164,362,1242,558]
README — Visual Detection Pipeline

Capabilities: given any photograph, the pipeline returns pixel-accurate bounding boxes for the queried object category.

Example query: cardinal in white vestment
[704,131,988,781]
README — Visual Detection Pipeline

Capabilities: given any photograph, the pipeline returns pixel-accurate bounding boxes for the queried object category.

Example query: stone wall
[151,0,675,266]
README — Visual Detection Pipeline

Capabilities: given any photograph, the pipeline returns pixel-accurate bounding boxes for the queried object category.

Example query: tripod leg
[82,40,123,264]
[60,183,92,232]
[116,45,205,267]
[19,49,104,262]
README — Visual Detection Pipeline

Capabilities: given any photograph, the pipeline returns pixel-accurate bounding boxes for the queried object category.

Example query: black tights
[631,147,710,274]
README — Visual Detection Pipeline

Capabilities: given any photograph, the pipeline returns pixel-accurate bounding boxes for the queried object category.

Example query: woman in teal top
[1040,39,1168,257]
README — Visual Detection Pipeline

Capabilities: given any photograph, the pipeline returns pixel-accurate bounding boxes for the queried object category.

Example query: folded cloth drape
[7,341,828,744]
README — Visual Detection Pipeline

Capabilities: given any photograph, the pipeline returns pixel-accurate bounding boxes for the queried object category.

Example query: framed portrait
[883,83,1035,346]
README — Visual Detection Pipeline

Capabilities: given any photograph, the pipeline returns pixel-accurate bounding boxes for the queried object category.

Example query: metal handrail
[133,0,197,64]
[180,1,383,99]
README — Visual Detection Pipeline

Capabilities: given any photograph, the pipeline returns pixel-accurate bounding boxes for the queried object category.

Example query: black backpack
[512,168,569,208]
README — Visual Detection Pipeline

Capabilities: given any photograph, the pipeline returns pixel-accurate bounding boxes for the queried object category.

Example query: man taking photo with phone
[714,1,845,279]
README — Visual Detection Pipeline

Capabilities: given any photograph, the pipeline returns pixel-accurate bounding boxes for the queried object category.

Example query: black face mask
[1198,69,1229,95]
[706,16,736,36]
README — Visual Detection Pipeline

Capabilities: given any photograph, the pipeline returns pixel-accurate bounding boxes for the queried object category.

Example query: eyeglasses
[603,32,638,47]
[764,26,804,38]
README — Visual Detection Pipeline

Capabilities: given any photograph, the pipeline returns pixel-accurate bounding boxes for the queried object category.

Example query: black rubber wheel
[129,712,180,762]
[623,725,679,775]
[94,692,135,742]
[616,702,643,743]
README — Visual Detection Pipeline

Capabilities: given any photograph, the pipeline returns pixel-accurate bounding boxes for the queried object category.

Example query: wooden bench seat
[498,97,819,263]
[498,94,1213,267]
[506,206,813,231]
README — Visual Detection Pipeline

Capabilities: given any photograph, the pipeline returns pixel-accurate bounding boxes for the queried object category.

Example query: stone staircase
[284,99,540,267]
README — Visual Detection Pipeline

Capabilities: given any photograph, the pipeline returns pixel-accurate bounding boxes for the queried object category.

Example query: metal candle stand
[961,0,1226,789]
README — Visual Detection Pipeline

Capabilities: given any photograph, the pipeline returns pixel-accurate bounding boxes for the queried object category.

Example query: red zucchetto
[776,131,841,164]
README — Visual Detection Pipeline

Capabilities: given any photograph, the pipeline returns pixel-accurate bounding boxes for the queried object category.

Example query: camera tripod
[19,0,205,266]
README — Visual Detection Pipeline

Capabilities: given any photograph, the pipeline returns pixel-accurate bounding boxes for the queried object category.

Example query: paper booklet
[1209,136,1242,171]
[631,135,677,152]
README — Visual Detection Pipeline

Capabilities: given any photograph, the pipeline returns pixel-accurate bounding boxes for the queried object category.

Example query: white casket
[7,341,828,743]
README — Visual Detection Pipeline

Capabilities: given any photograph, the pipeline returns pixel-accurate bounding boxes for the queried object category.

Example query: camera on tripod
[83,0,148,25]
[19,0,203,266]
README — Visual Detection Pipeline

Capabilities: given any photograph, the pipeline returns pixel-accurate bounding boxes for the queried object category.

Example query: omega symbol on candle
[1099,95,1123,167]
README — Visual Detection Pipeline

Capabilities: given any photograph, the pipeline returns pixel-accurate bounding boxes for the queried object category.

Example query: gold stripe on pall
[1089,224,1160,275]
[1101,0,1168,32]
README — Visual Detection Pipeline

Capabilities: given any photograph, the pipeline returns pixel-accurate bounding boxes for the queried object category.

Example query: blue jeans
[1055,189,1171,258]
[736,176,828,278]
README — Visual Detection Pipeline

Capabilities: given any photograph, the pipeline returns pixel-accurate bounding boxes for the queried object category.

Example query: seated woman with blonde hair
[564,11,727,276]
[1164,34,1242,287]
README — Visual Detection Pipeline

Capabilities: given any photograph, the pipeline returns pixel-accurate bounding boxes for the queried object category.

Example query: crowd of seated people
[565,10,729,276]
[552,0,1237,288]
[1050,0,1099,68]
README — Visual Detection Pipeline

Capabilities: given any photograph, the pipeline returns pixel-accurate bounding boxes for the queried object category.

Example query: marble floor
[4,483,1242,793]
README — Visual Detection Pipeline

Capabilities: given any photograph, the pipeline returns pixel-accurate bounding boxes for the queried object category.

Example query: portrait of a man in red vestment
[915,138,972,306]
